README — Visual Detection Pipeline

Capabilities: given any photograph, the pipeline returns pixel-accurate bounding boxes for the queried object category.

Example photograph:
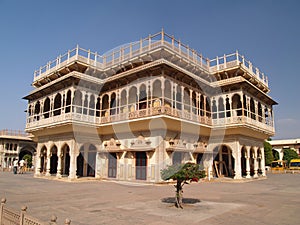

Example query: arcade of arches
[34,136,265,181]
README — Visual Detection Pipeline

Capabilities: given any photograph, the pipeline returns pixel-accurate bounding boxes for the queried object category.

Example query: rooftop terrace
[33,30,269,88]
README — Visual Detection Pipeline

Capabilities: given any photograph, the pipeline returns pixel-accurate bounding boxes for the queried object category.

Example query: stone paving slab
[0,172,300,225]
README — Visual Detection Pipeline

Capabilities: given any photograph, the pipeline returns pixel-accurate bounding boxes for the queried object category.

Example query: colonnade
[26,76,274,129]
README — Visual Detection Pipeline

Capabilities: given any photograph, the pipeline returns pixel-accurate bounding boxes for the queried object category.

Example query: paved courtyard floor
[0,172,299,225]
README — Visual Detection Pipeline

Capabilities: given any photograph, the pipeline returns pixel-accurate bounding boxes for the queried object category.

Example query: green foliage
[273,150,280,161]
[264,141,273,166]
[23,154,32,168]
[283,148,299,164]
[161,162,206,182]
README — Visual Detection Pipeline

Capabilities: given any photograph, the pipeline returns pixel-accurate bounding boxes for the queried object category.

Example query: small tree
[161,162,206,209]
[264,141,273,166]
[283,148,299,164]
[23,154,32,168]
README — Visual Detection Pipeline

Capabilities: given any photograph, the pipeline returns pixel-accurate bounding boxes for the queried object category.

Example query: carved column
[56,146,62,178]
[34,144,42,176]
[245,146,251,178]
[68,141,79,180]
[45,151,51,176]
[253,147,259,178]
[260,147,266,176]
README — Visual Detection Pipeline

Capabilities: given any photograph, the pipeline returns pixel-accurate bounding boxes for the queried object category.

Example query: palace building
[24,30,276,182]
[0,129,36,170]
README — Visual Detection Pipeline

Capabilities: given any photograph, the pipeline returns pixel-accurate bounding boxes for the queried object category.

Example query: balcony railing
[0,129,30,137]
[209,51,268,87]
[33,30,209,81]
[26,106,212,129]
[26,105,274,135]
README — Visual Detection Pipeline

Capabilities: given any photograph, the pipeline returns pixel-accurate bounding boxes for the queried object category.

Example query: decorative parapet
[0,197,71,225]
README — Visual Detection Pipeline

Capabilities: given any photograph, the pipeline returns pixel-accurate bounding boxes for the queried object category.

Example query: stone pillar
[45,152,51,176]
[253,147,259,178]
[35,145,42,176]
[245,146,251,178]
[260,147,266,176]
[233,147,242,179]
[68,142,78,180]
[56,147,62,178]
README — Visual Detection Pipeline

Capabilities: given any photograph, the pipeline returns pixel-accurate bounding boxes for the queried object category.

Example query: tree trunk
[175,180,183,208]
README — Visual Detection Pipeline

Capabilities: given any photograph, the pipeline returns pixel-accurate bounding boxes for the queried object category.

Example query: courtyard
[0,172,299,225]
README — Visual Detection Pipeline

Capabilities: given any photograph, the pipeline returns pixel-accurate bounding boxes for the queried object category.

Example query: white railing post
[0,198,6,224]
[148,34,151,50]
[140,38,142,53]
[87,49,90,64]
[130,43,132,57]
[65,218,72,225]
[19,205,27,225]
[236,50,239,65]
[224,54,226,67]
[49,215,57,225]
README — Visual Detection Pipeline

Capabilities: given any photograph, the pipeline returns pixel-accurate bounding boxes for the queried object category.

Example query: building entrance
[136,152,147,180]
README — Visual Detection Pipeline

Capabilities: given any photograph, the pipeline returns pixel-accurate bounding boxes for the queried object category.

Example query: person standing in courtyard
[13,158,18,174]
[19,158,25,174]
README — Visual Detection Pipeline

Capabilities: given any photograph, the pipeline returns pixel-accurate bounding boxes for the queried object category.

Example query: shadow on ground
[161,197,201,204]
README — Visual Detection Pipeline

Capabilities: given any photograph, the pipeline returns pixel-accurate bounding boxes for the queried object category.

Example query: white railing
[212,116,274,133]
[209,51,268,87]
[26,107,213,129]
[0,129,30,137]
[0,198,71,225]
[33,30,210,81]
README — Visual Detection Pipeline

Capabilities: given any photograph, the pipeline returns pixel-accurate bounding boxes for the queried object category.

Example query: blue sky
[0,0,299,140]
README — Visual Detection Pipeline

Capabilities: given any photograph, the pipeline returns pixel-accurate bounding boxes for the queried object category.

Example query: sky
[0,0,299,140]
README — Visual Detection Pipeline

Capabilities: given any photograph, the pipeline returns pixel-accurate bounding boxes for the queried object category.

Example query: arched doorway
[50,145,58,174]
[241,147,247,176]
[87,144,96,177]
[61,144,70,176]
[136,152,147,180]
[108,153,117,178]
[76,150,84,177]
[213,145,234,177]
[197,153,204,165]
[40,146,47,173]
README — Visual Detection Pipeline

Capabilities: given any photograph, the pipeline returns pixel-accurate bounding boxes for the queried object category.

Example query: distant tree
[23,154,32,168]
[283,148,299,164]
[264,141,273,166]
[272,150,280,161]
[161,162,206,209]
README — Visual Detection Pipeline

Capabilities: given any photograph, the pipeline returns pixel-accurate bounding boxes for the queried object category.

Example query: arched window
[200,95,204,116]
[54,93,62,116]
[176,85,182,110]
[101,94,109,116]
[43,97,50,118]
[232,94,242,116]
[129,87,137,112]
[34,101,41,121]
[212,99,217,119]
[110,93,116,115]
[225,97,231,117]
[139,84,147,110]
[120,90,127,113]
[218,97,224,118]
[73,90,82,114]
[96,97,100,117]
[65,90,72,113]
[152,80,162,99]
[83,94,88,115]
[250,98,256,120]
[164,80,171,107]
[183,87,190,112]
[258,102,263,122]
[89,95,95,116]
